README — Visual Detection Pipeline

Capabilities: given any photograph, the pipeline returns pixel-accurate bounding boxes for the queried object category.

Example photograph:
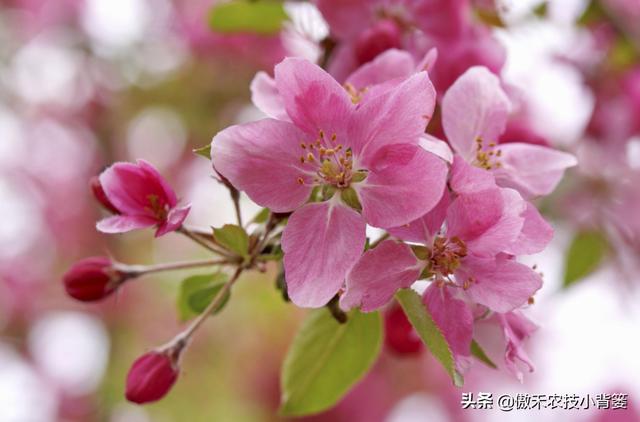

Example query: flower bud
[384,305,423,356]
[90,176,119,214]
[355,19,402,65]
[63,257,123,302]
[126,351,179,404]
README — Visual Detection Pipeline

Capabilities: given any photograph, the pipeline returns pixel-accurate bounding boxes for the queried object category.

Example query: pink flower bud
[90,176,119,214]
[126,351,179,404]
[63,257,123,302]
[355,19,402,65]
[384,305,423,356]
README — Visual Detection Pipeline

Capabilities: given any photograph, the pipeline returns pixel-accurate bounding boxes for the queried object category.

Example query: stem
[178,227,232,257]
[182,266,243,339]
[369,232,390,249]
[116,258,234,276]
[231,191,243,227]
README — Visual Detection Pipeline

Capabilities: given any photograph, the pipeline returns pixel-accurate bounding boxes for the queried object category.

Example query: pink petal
[449,155,497,194]
[250,71,289,121]
[96,215,157,234]
[211,119,312,213]
[341,240,421,312]
[345,49,415,91]
[442,66,510,161]
[155,204,191,237]
[504,202,554,255]
[498,311,538,382]
[416,48,438,73]
[274,57,353,135]
[423,284,473,372]
[137,159,178,207]
[351,71,436,160]
[447,187,525,257]
[419,134,453,163]
[458,255,542,313]
[493,143,577,198]
[388,187,450,243]
[356,143,448,228]
[99,161,174,216]
[315,0,373,40]
[281,201,366,308]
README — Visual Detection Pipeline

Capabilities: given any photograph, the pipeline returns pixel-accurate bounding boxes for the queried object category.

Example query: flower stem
[115,258,234,276]
[178,226,232,257]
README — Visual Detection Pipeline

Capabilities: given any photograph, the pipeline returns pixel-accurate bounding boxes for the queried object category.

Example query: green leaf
[177,273,230,321]
[280,309,382,416]
[563,230,608,288]
[252,208,270,224]
[395,289,464,387]
[193,144,211,159]
[208,0,288,35]
[213,224,250,257]
[470,340,497,369]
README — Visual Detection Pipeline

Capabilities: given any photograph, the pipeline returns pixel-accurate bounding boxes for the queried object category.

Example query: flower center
[429,236,467,277]
[474,138,503,170]
[297,130,357,189]
[146,194,168,220]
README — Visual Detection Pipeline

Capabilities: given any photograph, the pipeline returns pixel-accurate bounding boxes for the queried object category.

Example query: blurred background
[0,0,639,421]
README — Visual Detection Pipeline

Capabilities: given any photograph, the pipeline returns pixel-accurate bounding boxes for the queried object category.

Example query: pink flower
[314,0,505,90]
[126,351,179,404]
[442,66,577,198]
[62,257,124,302]
[96,160,190,237]
[496,311,538,382]
[341,159,548,313]
[212,57,448,307]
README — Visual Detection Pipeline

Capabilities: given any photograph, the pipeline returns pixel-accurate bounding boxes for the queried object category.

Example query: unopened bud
[63,257,126,302]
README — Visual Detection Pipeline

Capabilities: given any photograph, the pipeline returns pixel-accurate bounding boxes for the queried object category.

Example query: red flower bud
[90,176,119,214]
[126,351,179,404]
[63,257,123,301]
[355,19,402,65]
[384,305,423,356]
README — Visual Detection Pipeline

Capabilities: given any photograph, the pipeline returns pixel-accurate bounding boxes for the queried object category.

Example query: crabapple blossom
[95,159,191,237]
[211,57,448,307]
[341,158,549,314]
[442,66,578,198]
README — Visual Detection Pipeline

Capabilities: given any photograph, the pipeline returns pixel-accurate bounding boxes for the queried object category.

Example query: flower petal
[345,49,415,91]
[423,284,473,372]
[351,71,436,160]
[504,202,554,255]
[274,57,353,135]
[250,71,289,121]
[341,240,421,312]
[458,255,542,313]
[282,201,366,308]
[442,66,510,161]
[96,215,157,234]
[357,143,448,228]
[493,143,577,198]
[449,155,497,194]
[388,186,450,243]
[155,204,191,237]
[498,311,538,382]
[447,187,525,257]
[211,119,312,213]
[420,134,453,163]
[137,159,178,207]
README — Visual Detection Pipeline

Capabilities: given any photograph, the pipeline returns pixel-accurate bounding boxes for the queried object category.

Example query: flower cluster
[213,55,575,381]
[60,0,578,411]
